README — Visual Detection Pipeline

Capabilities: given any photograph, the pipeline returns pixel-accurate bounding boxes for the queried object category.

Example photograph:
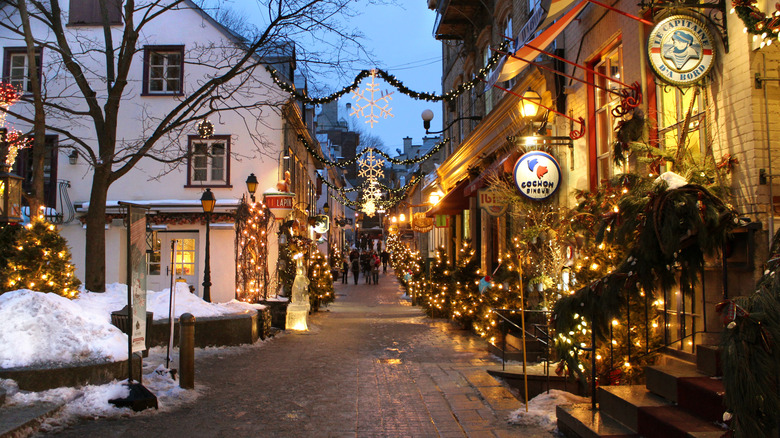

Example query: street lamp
[0,128,22,223]
[421,110,482,135]
[323,202,330,214]
[200,188,216,302]
[245,173,258,202]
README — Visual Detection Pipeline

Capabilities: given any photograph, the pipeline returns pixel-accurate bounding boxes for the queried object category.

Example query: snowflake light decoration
[350,69,394,128]
[358,149,385,180]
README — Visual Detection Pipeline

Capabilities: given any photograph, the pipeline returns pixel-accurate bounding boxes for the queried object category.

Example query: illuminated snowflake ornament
[350,69,394,128]
[358,149,385,180]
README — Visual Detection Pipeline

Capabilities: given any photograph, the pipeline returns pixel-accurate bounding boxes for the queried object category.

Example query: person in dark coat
[350,257,360,285]
[380,249,390,273]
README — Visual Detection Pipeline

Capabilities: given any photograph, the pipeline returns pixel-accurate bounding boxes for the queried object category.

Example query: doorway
[147,231,199,296]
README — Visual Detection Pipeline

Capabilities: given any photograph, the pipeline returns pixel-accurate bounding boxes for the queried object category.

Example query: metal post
[179,313,195,389]
[203,212,211,302]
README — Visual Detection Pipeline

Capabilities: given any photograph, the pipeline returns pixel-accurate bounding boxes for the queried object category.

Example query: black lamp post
[323,202,329,214]
[200,188,216,302]
[0,128,23,223]
[421,109,482,135]
[245,173,258,202]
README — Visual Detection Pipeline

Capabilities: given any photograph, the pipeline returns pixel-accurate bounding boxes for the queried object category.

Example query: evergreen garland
[266,40,510,105]
[554,178,738,383]
[718,229,780,438]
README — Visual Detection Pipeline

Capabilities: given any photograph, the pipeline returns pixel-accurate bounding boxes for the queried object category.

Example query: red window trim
[141,45,185,97]
[186,134,231,188]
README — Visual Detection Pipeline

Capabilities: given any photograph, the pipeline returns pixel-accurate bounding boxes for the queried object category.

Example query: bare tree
[0,0,372,291]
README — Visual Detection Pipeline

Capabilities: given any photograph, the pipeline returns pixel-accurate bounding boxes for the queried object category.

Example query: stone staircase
[556,346,728,438]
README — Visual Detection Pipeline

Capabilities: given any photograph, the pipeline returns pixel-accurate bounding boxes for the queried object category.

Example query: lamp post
[421,110,482,135]
[200,188,216,302]
[245,173,258,202]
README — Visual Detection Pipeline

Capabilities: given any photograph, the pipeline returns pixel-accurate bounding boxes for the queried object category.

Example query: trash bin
[111,305,154,357]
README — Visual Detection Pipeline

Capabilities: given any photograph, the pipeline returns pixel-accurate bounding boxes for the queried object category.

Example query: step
[677,376,725,423]
[637,406,726,438]
[0,401,65,437]
[696,345,722,377]
[645,362,701,403]
[556,403,637,438]
[598,385,668,432]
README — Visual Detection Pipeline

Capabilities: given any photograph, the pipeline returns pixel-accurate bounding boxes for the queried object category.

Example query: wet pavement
[49,269,556,437]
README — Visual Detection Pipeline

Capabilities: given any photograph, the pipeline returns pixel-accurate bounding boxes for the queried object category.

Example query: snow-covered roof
[76,199,241,214]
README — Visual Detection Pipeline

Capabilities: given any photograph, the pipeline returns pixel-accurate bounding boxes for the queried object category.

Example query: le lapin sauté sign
[513,151,561,201]
[648,15,714,86]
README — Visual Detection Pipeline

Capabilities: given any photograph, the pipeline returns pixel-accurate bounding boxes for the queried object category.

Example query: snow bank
[508,389,589,431]
[0,283,267,369]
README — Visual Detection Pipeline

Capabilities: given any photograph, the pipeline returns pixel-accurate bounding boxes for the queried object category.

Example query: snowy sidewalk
[42,269,557,437]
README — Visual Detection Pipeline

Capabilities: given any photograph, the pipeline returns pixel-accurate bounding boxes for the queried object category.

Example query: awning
[425,178,471,217]
[492,0,588,83]
[464,151,521,196]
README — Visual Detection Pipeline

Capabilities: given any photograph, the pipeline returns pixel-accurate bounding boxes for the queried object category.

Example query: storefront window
[656,85,704,168]
[593,43,624,182]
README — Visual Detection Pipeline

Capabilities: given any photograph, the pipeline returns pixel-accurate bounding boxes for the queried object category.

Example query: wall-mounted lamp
[323,202,330,214]
[520,88,542,119]
[245,173,258,202]
[428,190,444,205]
[68,150,78,165]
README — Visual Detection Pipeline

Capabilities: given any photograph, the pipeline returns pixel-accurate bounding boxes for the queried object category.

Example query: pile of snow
[0,290,127,368]
[508,389,589,431]
[0,283,267,369]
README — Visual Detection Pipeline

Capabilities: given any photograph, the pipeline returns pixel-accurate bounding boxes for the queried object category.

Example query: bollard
[179,313,195,389]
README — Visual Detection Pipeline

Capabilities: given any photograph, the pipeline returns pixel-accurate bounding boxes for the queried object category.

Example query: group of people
[341,248,390,285]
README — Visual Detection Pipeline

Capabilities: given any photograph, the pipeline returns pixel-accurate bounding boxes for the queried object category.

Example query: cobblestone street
[49,270,555,437]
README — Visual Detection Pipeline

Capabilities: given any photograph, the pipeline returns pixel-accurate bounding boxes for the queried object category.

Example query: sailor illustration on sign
[663,30,700,70]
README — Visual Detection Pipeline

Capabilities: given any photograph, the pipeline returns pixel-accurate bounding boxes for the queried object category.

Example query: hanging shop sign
[648,15,714,86]
[411,212,434,233]
[310,215,330,234]
[477,188,509,216]
[263,191,295,220]
[513,151,562,201]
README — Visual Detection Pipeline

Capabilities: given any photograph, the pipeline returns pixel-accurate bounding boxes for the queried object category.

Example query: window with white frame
[592,43,624,182]
[656,86,704,168]
[188,136,229,186]
[503,17,515,90]
[3,47,42,93]
[143,46,183,95]
[484,47,494,115]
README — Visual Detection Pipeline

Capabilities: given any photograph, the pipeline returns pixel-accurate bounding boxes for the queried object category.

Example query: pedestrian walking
[380,249,389,273]
[371,252,380,285]
[361,252,372,284]
[341,257,349,284]
[350,257,360,285]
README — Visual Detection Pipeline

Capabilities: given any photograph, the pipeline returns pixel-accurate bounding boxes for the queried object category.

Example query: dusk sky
[214,0,445,154]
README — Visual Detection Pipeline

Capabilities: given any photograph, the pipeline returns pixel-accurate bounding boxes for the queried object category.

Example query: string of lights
[299,135,450,168]
[266,41,510,105]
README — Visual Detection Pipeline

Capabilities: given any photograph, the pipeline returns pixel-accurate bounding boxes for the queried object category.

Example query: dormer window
[68,0,122,26]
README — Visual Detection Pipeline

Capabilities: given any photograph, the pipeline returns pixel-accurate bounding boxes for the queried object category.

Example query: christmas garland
[554,178,739,383]
[731,0,780,47]
[717,229,780,437]
[267,41,511,105]
[299,135,450,168]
